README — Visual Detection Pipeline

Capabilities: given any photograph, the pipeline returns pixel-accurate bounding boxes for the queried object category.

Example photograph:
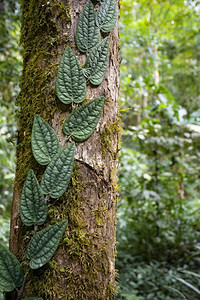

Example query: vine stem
[45,194,50,201]
[72,99,75,110]
[16,265,30,300]
[62,134,73,148]
[33,222,38,235]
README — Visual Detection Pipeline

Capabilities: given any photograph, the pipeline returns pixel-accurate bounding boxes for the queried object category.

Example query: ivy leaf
[32,115,61,166]
[83,37,110,85]
[56,47,86,104]
[26,221,67,269]
[20,170,47,227]
[63,97,105,142]
[76,0,101,53]
[0,243,24,292]
[40,143,75,199]
[96,0,117,33]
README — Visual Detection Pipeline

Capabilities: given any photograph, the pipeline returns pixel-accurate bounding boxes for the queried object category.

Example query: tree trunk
[7,0,120,299]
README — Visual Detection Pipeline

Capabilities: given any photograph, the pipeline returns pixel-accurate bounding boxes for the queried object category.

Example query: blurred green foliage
[1,0,200,299]
[0,1,21,297]
[0,0,21,216]
[117,0,200,299]
[0,0,21,265]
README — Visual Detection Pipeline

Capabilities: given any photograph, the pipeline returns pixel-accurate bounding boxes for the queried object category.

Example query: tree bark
[7,0,120,299]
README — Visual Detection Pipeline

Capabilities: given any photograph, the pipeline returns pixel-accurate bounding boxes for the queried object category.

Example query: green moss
[100,116,122,159]
[93,193,109,227]
[14,1,117,298]
[23,163,116,299]
[16,0,71,187]
[16,63,58,185]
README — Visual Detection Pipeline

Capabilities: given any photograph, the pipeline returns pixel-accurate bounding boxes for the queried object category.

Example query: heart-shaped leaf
[32,115,61,166]
[0,243,24,292]
[96,0,117,33]
[20,170,47,227]
[83,37,110,85]
[40,143,75,199]
[76,0,101,53]
[63,97,105,142]
[26,220,67,269]
[56,47,86,104]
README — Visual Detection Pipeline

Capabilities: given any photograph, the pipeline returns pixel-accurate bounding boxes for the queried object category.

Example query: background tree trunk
[7,0,120,299]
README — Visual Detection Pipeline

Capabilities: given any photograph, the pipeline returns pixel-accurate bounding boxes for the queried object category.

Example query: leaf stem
[45,194,50,201]
[17,265,30,300]
[62,134,73,148]
[34,222,38,235]
[72,99,76,111]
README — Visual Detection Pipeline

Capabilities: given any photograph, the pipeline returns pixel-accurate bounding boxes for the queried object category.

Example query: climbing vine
[0,0,117,299]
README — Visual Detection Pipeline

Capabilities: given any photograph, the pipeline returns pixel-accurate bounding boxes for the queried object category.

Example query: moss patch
[100,116,122,159]
[13,1,118,298]
[23,163,115,299]
[16,0,71,186]
[93,193,109,227]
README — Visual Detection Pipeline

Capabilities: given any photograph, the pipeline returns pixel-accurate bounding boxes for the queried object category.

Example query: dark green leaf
[63,97,105,142]
[56,47,86,104]
[96,0,117,33]
[40,143,75,199]
[32,115,61,166]
[76,0,101,53]
[0,243,24,292]
[26,221,67,269]
[20,170,47,227]
[83,37,110,85]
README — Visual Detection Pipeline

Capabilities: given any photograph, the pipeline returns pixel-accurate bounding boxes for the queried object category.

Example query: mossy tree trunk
[7,0,120,299]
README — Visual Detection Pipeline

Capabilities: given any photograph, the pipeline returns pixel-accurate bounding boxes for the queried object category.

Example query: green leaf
[63,97,105,142]
[32,115,61,166]
[175,277,200,295]
[76,0,101,53]
[26,221,67,269]
[56,47,86,104]
[20,170,47,227]
[83,37,110,85]
[0,243,24,292]
[96,0,117,33]
[40,143,75,199]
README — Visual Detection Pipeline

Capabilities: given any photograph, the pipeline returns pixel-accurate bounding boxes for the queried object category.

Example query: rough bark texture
[8,0,120,299]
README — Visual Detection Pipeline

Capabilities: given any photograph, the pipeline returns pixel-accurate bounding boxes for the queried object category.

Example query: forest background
[0,0,200,299]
